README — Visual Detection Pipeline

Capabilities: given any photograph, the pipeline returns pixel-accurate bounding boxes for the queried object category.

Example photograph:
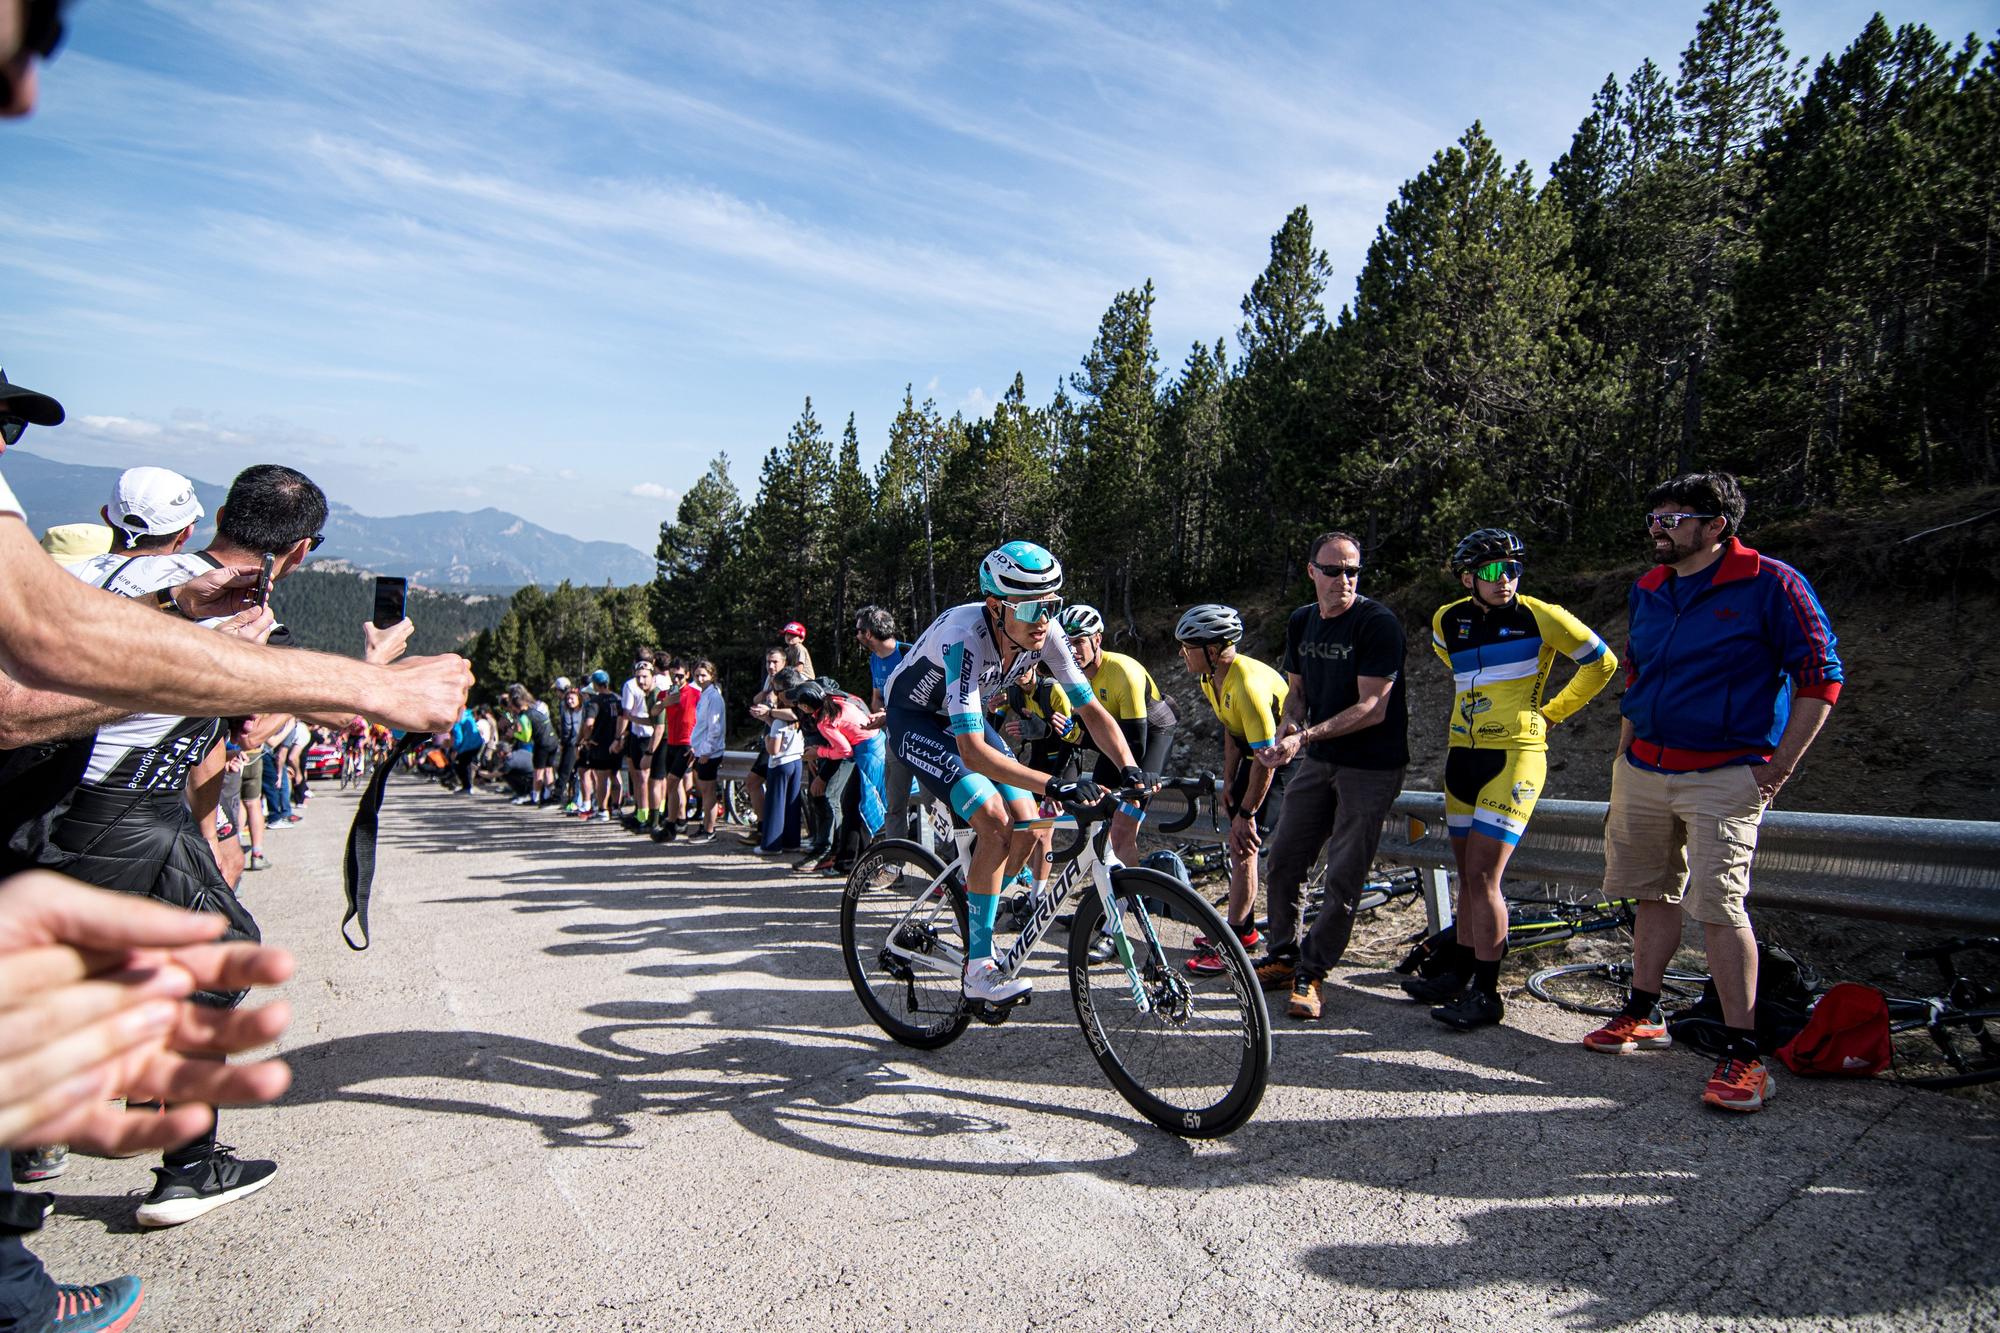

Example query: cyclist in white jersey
[883,542,1150,1006]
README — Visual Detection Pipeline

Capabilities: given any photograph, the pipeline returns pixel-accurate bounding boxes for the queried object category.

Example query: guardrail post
[1423,867,1453,936]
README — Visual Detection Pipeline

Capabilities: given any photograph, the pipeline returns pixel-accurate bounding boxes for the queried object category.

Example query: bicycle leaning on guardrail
[838,786,1272,1138]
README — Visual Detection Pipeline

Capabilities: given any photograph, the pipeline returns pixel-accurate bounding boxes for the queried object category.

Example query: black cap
[0,370,64,427]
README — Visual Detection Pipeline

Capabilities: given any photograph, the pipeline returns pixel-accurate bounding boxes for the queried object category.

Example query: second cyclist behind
[881,542,1151,1011]
[1416,527,1617,1030]
[1174,604,1287,976]
[1054,603,1178,867]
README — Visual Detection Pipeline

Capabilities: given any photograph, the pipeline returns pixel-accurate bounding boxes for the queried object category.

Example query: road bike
[1886,936,2000,1089]
[1524,958,1711,1016]
[839,787,1272,1138]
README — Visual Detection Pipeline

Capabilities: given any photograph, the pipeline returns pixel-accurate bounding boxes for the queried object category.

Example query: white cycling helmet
[1174,603,1243,646]
[1057,603,1104,638]
[979,541,1064,598]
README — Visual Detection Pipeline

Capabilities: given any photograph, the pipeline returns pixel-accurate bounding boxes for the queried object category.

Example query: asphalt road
[30,780,2000,1331]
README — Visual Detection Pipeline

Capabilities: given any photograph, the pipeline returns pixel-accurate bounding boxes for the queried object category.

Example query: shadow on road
[327,782,2000,1326]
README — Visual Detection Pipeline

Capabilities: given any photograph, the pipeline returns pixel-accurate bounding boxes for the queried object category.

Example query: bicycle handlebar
[1149,775,1212,835]
[1048,788,1145,865]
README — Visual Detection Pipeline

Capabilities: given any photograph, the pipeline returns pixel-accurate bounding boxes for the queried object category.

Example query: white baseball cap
[553,676,572,691]
[107,466,203,548]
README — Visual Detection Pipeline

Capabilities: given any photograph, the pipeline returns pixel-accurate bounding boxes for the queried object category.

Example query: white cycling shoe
[963,957,1033,1005]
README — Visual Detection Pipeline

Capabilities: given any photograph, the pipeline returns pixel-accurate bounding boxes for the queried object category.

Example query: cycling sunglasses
[1645,512,1719,531]
[1311,561,1362,579]
[1007,596,1064,624]
[1474,560,1522,582]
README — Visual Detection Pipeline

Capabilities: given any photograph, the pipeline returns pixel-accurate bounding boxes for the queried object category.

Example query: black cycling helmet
[788,680,827,712]
[1451,527,1527,573]
[1174,603,1243,646]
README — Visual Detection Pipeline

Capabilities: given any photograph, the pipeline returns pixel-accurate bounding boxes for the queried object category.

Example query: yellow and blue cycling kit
[1198,653,1288,751]
[1430,593,1616,844]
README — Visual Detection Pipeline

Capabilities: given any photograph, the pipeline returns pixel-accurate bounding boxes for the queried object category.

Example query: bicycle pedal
[969,994,1031,1026]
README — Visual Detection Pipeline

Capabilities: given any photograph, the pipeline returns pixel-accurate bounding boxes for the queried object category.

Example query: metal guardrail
[716,750,2000,930]
[1377,792,2000,932]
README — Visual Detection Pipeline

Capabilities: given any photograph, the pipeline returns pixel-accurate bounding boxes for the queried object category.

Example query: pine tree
[1669,0,1805,466]
[1066,281,1161,624]
[739,398,837,637]
[649,453,744,653]
[827,415,875,679]
[1156,339,1229,594]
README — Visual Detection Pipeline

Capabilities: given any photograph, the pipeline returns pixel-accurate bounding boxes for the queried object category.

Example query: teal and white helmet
[979,541,1063,598]
[1057,603,1103,638]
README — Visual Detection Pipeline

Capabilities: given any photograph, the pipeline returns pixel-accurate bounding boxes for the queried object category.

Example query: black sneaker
[43,1275,143,1331]
[650,820,679,843]
[1431,988,1505,1031]
[134,1145,276,1228]
[1400,971,1472,1004]
[684,829,716,845]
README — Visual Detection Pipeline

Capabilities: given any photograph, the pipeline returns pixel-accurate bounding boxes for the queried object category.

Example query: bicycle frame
[879,800,1161,1014]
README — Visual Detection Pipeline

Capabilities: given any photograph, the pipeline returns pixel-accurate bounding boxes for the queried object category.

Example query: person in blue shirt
[1587,472,1842,1116]
[855,605,909,841]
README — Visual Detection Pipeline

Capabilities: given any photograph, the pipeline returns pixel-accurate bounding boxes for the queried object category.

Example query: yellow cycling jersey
[1090,650,1164,723]
[1431,593,1617,751]
[1199,652,1288,749]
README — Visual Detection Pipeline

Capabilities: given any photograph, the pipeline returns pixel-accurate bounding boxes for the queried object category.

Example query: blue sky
[5,0,1990,554]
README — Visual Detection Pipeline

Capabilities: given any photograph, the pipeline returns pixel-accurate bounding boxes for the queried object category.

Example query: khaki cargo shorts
[1601,755,1766,928]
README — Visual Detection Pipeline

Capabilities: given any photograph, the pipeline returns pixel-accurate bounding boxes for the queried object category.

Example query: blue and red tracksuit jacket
[1620,538,1842,772]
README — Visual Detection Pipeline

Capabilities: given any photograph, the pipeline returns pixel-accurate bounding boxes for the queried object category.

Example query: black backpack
[1667,944,1819,1056]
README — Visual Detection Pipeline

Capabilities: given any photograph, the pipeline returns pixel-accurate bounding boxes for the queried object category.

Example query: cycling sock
[1472,958,1501,995]
[1622,987,1662,1020]
[967,892,999,961]
[1723,1025,1759,1060]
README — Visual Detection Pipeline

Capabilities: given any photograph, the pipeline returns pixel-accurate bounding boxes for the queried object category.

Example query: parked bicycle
[839,786,1272,1138]
[1886,936,2000,1089]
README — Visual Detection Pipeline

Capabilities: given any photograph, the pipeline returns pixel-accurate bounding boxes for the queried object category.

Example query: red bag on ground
[1775,982,1892,1077]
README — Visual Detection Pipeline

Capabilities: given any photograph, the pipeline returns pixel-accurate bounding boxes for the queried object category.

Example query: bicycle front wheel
[840,839,969,1050]
[1526,961,1707,1017]
[1068,867,1271,1138]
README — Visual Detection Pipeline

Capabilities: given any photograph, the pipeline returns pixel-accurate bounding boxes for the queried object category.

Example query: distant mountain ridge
[2,450,655,588]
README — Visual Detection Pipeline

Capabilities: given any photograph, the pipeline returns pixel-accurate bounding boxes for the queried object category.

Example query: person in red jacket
[1586,472,1843,1116]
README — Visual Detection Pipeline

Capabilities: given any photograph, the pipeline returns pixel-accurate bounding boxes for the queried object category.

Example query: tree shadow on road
[331,782,2000,1326]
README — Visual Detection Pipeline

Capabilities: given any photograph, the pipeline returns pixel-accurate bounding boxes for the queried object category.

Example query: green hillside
[271,563,509,658]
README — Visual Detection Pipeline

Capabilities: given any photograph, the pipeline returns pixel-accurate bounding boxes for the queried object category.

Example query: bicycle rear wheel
[1067,867,1271,1138]
[1526,962,1707,1017]
[840,839,969,1050]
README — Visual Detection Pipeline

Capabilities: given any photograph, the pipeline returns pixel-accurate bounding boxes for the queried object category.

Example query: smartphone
[251,553,276,609]
[371,576,408,629]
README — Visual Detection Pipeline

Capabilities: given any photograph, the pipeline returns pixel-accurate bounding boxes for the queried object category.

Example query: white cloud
[77,415,165,441]
[628,482,675,501]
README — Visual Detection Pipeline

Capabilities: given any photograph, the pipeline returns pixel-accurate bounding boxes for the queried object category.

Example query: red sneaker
[1703,1055,1774,1113]
[1582,1012,1672,1054]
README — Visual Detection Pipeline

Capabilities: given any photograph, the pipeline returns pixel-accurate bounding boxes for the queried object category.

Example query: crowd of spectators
[432,613,905,879]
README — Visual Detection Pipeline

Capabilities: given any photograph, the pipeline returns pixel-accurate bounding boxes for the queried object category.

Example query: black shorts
[651,743,692,780]
[693,755,721,782]
[533,742,557,769]
[585,746,618,773]
[750,750,769,777]
[625,735,652,768]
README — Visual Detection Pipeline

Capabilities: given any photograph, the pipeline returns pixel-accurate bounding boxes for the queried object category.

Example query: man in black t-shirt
[1252,531,1410,1021]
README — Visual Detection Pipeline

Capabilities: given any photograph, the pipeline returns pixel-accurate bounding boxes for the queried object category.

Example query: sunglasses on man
[1005,596,1064,624]
[1311,561,1362,580]
[1473,560,1522,583]
[1645,512,1719,531]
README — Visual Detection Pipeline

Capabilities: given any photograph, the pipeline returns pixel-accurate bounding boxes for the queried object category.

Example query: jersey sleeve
[1530,597,1618,726]
[1041,624,1097,710]
[1239,662,1284,750]
[1430,605,1453,672]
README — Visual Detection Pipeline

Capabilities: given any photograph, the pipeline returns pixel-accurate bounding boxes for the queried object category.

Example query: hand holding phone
[251,553,276,610]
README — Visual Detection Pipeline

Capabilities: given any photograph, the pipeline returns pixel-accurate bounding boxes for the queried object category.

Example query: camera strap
[341,731,424,950]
